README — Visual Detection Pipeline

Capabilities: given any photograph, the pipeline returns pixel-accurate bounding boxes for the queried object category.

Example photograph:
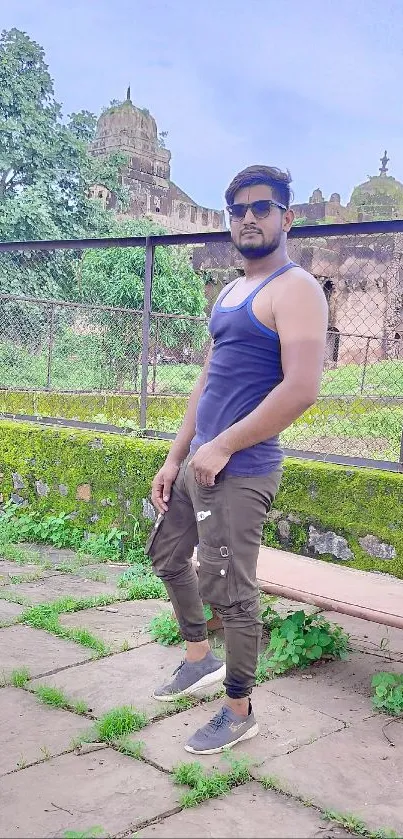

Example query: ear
[283,208,294,232]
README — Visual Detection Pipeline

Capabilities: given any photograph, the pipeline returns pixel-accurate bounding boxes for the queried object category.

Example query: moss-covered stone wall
[0,390,187,430]
[0,419,402,577]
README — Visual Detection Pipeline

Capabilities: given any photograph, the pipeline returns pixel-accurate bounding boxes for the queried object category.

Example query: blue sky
[3,0,403,210]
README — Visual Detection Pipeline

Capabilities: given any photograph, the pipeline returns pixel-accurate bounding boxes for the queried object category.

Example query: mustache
[240,225,262,235]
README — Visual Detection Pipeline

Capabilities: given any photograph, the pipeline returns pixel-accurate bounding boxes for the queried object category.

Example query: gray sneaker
[153,651,226,702]
[185,703,259,754]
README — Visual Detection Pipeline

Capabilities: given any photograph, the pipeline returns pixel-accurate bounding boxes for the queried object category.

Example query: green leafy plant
[371,672,403,716]
[79,528,126,561]
[148,603,215,646]
[172,754,251,808]
[148,610,182,646]
[259,607,349,677]
[95,706,148,742]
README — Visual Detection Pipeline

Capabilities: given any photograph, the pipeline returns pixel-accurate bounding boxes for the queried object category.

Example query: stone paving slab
[1,574,117,604]
[59,599,166,651]
[0,599,24,622]
[20,544,79,565]
[0,625,92,679]
[0,560,49,578]
[136,781,352,838]
[0,686,89,776]
[266,652,388,724]
[135,682,344,772]
[76,562,129,581]
[30,643,187,717]
[253,715,403,836]
[321,610,403,661]
[273,650,403,703]
[0,748,180,838]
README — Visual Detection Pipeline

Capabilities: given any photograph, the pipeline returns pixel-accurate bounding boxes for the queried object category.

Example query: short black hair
[225,165,293,209]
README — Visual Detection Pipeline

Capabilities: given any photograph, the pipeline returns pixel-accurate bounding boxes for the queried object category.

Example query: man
[147,165,328,755]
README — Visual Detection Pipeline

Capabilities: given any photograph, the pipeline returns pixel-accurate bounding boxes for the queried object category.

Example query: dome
[96,98,158,143]
[348,153,403,220]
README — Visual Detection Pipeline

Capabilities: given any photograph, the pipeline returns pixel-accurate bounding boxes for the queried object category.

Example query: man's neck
[243,246,290,281]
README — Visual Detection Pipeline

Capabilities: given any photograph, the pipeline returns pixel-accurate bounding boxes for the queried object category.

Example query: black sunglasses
[227,199,287,220]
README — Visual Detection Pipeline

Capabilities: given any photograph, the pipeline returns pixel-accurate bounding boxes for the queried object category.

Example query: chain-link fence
[0,223,402,468]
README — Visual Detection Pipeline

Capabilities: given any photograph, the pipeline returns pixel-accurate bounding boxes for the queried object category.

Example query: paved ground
[1,547,402,839]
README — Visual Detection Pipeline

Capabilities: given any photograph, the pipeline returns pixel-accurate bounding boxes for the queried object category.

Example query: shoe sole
[153,663,226,702]
[184,722,259,755]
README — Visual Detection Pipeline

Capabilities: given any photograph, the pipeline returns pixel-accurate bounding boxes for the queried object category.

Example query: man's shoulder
[275,265,327,299]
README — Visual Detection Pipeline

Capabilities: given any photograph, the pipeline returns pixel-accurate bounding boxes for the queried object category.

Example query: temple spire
[126,85,131,102]
[379,150,389,177]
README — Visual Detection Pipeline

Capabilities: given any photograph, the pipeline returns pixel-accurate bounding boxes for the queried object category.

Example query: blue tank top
[190,262,297,476]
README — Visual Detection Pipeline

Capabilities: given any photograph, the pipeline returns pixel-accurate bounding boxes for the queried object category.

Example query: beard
[233,227,282,259]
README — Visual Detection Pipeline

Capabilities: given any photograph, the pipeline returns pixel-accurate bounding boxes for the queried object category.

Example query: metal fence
[0,222,402,470]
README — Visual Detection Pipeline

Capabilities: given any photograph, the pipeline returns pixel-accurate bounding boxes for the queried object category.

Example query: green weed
[323,810,398,838]
[34,684,88,714]
[113,736,145,760]
[20,598,114,655]
[7,570,45,585]
[172,754,252,808]
[259,606,349,677]
[119,569,168,601]
[148,610,182,646]
[371,672,403,716]
[95,706,148,742]
[0,543,45,566]
[148,603,215,646]
[260,774,288,793]
[9,667,30,688]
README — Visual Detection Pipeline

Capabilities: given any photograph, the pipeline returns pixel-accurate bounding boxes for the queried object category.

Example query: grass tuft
[172,754,252,808]
[95,706,148,742]
[34,684,88,714]
[9,667,30,688]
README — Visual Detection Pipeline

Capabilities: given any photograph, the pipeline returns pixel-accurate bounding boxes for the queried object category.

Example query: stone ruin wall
[192,236,403,366]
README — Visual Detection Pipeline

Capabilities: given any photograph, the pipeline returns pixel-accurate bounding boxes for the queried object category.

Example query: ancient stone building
[90,114,402,364]
[89,91,226,234]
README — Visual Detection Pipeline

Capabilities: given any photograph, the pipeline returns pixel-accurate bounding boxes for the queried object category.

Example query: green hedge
[0,419,402,577]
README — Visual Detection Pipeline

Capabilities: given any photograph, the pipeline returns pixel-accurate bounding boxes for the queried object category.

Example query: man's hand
[189,440,231,487]
[151,459,180,514]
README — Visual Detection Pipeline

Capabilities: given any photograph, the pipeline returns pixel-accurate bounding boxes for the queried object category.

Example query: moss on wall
[0,419,169,540]
[0,390,188,429]
[0,419,402,577]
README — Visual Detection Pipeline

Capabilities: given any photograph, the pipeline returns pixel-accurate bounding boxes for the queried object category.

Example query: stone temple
[89,105,402,361]
[89,90,226,234]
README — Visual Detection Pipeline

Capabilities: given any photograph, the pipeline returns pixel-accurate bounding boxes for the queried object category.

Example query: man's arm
[189,275,328,485]
[151,343,212,512]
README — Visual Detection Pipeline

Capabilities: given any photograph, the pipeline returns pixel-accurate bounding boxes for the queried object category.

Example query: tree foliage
[78,218,208,384]
[0,28,127,248]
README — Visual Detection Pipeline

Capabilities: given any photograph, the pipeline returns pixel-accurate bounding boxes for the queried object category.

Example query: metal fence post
[359,337,370,395]
[140,238,154,429]
[46,303,55,390]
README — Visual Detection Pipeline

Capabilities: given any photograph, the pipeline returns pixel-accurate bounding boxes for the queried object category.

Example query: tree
[0,28,127,246]
[67,110,97,142]
[0,24,133,341]
[78,218,208,387]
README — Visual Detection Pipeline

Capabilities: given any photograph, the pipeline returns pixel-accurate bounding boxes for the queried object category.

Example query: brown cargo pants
[146,458,282,699]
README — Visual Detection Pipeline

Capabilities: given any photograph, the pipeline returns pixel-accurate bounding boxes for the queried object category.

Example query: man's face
[229,183,291,259]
